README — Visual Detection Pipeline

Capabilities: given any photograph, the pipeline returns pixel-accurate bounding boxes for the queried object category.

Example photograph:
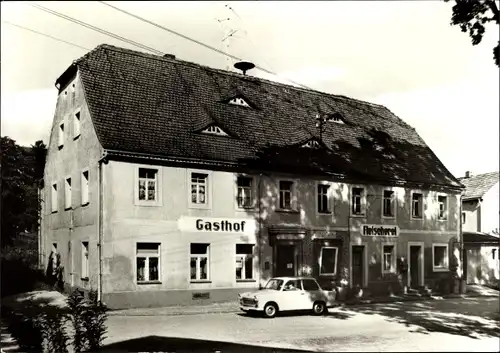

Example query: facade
[459,171,500,286]
[40,44,464,309]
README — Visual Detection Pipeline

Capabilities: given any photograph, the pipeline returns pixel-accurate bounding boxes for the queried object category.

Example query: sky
[1,1,499,179]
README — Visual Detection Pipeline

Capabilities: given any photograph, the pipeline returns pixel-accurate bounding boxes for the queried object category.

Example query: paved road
[103,297,500,352]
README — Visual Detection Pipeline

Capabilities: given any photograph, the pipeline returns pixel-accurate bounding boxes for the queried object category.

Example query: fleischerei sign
[178,216,257,235]
[361,224,399,237]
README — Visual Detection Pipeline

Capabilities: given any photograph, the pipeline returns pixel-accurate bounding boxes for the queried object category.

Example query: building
[40,44,464,309]
[459,171,499,286]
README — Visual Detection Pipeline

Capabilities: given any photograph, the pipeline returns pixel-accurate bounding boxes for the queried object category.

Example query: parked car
[238,276,337,318]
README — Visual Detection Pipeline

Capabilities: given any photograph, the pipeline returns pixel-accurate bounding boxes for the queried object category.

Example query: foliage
[42,311,70,353]
[66,289,88,352]
[445,0,500,66]
[3,310,45,353]
[83,290,109,351]
[46,251,64,291]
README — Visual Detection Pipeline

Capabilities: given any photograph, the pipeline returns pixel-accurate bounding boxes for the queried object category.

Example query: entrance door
[276,245,296,277]
[466,248,481,284]
[409,246,421,288]
[352,246,364,288]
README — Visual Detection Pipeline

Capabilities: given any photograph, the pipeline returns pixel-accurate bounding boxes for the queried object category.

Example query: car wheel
[312,301,326,316]
[263,303,278,318]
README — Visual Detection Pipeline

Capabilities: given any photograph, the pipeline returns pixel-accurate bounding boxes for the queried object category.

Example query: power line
[2,20,90,51]
[26,2,165,56]
[97,1,312,90]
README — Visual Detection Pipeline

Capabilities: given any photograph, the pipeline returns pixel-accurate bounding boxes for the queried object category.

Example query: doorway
[275,244,297,277]
[351,245,365,288]
[408,242,424,288]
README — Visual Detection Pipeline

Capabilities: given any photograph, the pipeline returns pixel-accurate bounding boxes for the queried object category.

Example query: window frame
[188,169,212,210]
[316,181,334,216]
[235,243,255,281]
[381,188,396,219]
[81,241,89,280]
[51,182,58,213]
[81,168,89,206]
[136,242,161,284]
[462,212,466,224]
[432,243,449,272]
[319,246,339,276]
[70,82,76,108]
[134,166,162,207]
[73,108,81,140]
[437,194,448,221]
[58,121,65,149]
[234,174,256,210]
[277,178,297,212]
[410,190,424,220]
[381,243,397,274]
[64,176,72,210]
[190,243,210,282]
[350,185,366,217]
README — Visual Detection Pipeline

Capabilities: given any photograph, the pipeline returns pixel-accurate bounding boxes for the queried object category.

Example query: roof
[458,172,499,200]
[64,44,462,189]
[463,231,500,245]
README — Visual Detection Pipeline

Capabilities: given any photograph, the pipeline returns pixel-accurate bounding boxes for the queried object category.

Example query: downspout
[459,193,464,285]
[258,173,263,288]
[97,151,108,302]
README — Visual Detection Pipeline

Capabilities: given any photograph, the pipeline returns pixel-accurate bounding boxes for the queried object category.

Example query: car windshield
[264,279,284,290]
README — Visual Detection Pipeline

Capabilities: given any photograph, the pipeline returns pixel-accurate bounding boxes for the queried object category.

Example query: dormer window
[227,96,251,108]
[201,125,229,136]
[326,113,345,124]
[301,139,321,149]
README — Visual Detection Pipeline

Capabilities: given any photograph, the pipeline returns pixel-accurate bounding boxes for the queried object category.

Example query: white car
[238,276,337,318]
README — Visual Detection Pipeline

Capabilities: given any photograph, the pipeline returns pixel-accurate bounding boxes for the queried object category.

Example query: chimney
[163,54,176,60]
[465,171,472,178]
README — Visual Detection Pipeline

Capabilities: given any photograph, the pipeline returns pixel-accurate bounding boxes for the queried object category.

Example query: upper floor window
[191,173,208,205]
[412,192,423,219]
[51,183,58,213]
[228,97,251,108]
[438,195,448,220]
[237,176,253,209]
[317,183,331,214]
[383,190,395,217]
[64,177,72,210]
[138,168,157,201]
[73,111,81,139]
[70,83,76,107]
[81,241,89,280]
[279,180,294,210]
[462,212,466,224]
[58,122,64,149]
[201,125,229,136]
[81,170,89,205]
[351,187,365,215]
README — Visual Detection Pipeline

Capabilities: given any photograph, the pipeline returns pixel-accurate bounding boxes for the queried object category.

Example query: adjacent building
[459,171,499,286]
[40,44,464,309]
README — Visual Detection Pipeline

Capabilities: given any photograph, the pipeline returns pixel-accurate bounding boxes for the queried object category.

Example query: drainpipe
[459,193,464,292]
[258,173,263,288]
[97,151,108,302]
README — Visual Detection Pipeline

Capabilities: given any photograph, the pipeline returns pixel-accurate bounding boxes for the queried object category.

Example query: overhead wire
[26,2,165,56]
[97,1,313,90]
[2,20,91,51]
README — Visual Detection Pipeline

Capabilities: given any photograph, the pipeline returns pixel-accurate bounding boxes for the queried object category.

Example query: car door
[280,279,307,311]
[301,279,323,308]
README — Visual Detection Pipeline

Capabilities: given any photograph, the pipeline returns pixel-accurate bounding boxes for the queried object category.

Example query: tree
[444,0,500,67]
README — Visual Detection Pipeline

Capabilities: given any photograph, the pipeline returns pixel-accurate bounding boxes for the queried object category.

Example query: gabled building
[458,171,499,286]
[40,44,464,309]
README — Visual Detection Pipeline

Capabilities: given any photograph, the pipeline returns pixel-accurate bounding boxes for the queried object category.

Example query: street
[103,296,500,352]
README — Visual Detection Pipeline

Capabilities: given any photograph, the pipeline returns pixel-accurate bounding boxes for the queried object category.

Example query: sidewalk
[1,319,20,352]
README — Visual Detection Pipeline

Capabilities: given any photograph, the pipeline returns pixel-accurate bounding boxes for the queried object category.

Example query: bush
[41,311,70,353]
[83,290,109,351]
[67,289,88,352]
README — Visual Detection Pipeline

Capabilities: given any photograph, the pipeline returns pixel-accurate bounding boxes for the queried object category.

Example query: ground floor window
[190,243,209,281]
[236,244,254,280]
[136,243,160,283]
[319,246,338,275]
[382,244,395,274]
[432,244,449,271]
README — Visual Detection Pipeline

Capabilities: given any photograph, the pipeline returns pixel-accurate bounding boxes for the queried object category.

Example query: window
[202,125,229,136]
[462,212,466,224]
[438,195,448,220]
[283,279,301,291]
[64,177,72,209]
[382,245,395,273]
[383,190,395,217]
[81,170,89,205]
[351,187,364,215]
[138,168,157,201]
[279,180,294,210]
[58,122,64,148]
[326,113,346,124]
[81,242,89,280]
[51,183,58,213]
[136,243,160,282]
[228,97,250,107]
[301,140,320,149]
[191,173,208,204]
[73,111,81,139]
[319,246,338,276]
[302,279,320,291]
[190,243,209,281]
[412,192,423,218]
[432,244,449,271]
[236,244,254,280]
[317,183,331,214]
[70,83,76,107]
[492,249,497,260]
[237,177,253,208]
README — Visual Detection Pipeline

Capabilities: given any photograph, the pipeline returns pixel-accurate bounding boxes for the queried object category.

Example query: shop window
[136,243,160,283]
[279,180,294,210]
[432,244,449,272]
[382,190,395,217]
[382,245,395,273]
[81,241,89,280]
[351,187,365,215]
[138,168,158,201]
[237,176,253,209]
[317,183,331,214]
[190,243,209,281]
[236,244,254,280]
[438,195,448,220]
[319,246,338,276]
[412,192,423,218]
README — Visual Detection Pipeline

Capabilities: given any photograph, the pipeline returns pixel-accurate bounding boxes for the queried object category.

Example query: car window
[265,279,284,290]
[283,279,301,291]
[302,279,320,291]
